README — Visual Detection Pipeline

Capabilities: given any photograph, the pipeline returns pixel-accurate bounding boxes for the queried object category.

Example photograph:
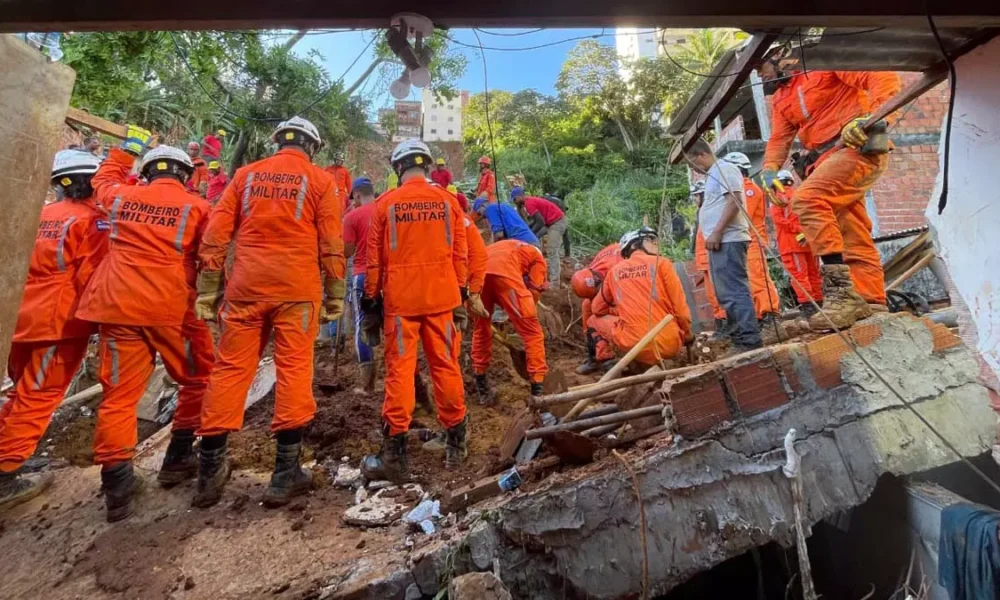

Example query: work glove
[452,304,469,332]
[796,233,808,247]
[359,295,383,348]
[320,278,346,323]
[761,169,784,193]
[121,125,153,155]
[194,271,224,321]
[467,292,489,319]
[840,115,870,148]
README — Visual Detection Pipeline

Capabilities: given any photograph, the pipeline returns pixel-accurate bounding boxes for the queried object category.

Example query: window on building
[431,115,437,122]
[431,129,437,134]
[447,129,454,135]
[676,38,686,44]
[432,103,437,109]
[447,116,454,122]
[448,104,454,110]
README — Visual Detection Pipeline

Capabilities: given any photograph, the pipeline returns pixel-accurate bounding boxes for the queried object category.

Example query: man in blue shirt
[473,197,540,247]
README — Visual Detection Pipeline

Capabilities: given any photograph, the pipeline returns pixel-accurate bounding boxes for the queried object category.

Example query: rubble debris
[448,572,513,600]
[343,484,423,528]
[332,463,362,489]
[403,499,442,534]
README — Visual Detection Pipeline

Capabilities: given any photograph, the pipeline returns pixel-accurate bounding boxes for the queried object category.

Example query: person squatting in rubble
[360,139,469,483]
[570,242,621,374]
[471,239,550,403]
[0,151,109,511]
[193,116,346,509]
[756,45,900,330]
[75,127,216,522]
[588,228,693,367]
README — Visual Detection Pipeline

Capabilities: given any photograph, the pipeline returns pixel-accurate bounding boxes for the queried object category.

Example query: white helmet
[51,150,101,179]
[722,152,752,172]
[271,116,322,146]
[777,169,795,184]
[140,145,194,181]
[689,180,705,195]
[390,138,433,170]
[619,226,658,259]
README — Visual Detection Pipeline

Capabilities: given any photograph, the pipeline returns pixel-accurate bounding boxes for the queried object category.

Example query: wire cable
[475,28,547,37]
[925,9,957,214]
[471,29,508,237]
[446,28,654,53]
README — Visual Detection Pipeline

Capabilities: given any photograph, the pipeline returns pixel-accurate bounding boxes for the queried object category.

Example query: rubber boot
[361,426,410,483]
[157,429,197,487]
[808,264,873,331]
[353,362,376,395]
[101,461,143,523]
[192,434,230,509]
[758,312,788,345]
[475,374,496,406]
[798,302,819,318]
[421,431,447,453]
[576,329,600,375]
[0,470,53,512]
[262,429,313,508]
[711,318,731,341]
[530,382,544,397]
[444,416,469,470]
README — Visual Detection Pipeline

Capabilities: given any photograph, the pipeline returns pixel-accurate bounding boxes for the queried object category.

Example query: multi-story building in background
[393,100,422,142]
[615,28,699,79]
[421,89,468,143]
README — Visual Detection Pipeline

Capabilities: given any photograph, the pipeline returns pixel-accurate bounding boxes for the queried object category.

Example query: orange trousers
[588,314,683,366]
[95,318,214,465]
[701,270,727,320]
[782,252,824,304]
[383,311,465,436]
[747,243,782,318]
[793,147,888,305]
[581,299,615,361]
[199,301,318,437]
[472,275,548,383]
[0,338,90,473]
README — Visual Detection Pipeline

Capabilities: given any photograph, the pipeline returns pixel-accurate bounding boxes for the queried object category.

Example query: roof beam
[669,33,778,164]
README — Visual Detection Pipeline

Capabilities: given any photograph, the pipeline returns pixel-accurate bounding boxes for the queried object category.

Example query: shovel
[491,325,530,381]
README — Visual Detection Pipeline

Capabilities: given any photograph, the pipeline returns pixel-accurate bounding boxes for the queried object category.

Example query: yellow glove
[840,115,870,149]
[121,125,153,155]
[194,271,224,321]
[320,278,346,323]
[795,233,808,246]
[467,292,489,319]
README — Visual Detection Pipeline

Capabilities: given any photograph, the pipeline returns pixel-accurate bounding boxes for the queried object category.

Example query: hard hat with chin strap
[271,116,322,146]
[390,139,433,175]
[619,226,658,259]
[722,152,752,172]
[140,145,194,180]
[51,150,101,179]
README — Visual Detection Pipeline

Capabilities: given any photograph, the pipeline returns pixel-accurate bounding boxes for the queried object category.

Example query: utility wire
[475,28,547,37]
[925,9,957,214]
[446,28,653,52]
[471,29,507,236]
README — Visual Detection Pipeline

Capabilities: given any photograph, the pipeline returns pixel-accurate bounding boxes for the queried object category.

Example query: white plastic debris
[341,456,350,463]
[367,479,393,490]
[354,487,368,505]
[403,499,442,534]
[79,406,93,417]
[782,428,801,479]
[334,464,362,488]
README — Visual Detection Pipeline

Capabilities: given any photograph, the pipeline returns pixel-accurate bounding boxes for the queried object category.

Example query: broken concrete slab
[343,484,423,528]
[448,572,513,600]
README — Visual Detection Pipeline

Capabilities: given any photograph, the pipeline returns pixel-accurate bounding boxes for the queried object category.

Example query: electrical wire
[682,137,1000,501]
[925,9,957,214]
[446,28,654,53]
[471,28,508,237]
[475,27,547,37]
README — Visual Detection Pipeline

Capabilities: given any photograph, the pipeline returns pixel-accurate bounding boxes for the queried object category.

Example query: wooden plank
[65,106,127,139]
[669,32,779,164]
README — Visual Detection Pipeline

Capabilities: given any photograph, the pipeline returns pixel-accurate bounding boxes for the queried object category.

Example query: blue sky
[296,28,608,113]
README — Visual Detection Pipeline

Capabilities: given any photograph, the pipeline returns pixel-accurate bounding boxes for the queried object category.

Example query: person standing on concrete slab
[684,138,762,352]
[511,187,568,286]
[0,150,109,513]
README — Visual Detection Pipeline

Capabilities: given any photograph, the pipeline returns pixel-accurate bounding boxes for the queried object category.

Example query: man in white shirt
[685,138,762,351]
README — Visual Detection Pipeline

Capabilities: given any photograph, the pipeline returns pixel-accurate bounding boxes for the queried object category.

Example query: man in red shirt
[430,157,453,188]
[511,187,568,286]
[343,177,377,394]
[205,160,229,205]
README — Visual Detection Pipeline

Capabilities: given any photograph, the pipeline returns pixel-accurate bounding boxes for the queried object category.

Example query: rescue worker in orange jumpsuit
[570,242,621,374]
[471,240,549,402]
[76,128,216,522]
[590,228,693,366]
[757,47,901,329]
[186,141,210,197]
[194,116,346,509]
[692,181,728,332]
[770,170,823,314]
[723,152,782,323]
[476,156,496,202]
[324,151,352,213]
[0,151,109,512]
[360,139,468,482]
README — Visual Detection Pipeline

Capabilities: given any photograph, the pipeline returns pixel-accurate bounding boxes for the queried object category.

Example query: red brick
[723,354,790,417]
[805,323,883,388]
[667,370,731,438]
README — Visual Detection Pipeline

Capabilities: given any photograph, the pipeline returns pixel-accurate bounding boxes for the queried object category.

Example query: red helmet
[478,156,492,166]
[571,268,600,299]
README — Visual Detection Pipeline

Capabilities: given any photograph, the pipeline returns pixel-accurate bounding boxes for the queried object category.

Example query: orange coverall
[477,169,496,202]
[324,163,352,212]
[76,148,215,466]
[366,177,468,436]
[577,243,621,361]
[465,215,488,296]
[0,199,108,473]
[188,157,210,196]
[472,240,549,383]
[198,147,345,437]
[589,253,692,366]
[695,230,726,320]
[743,178,782,317]
[764,71,901,305]
[771,191,824,304]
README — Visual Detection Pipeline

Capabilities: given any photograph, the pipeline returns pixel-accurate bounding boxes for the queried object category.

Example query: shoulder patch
[745,188,755,197]
[95,219,111,231]
[463,217,472,227]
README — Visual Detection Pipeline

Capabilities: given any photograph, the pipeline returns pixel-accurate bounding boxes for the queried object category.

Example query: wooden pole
[886,252,935,292]
[533,369,673,409]
[562,314,674,421]
[525,405,663,440]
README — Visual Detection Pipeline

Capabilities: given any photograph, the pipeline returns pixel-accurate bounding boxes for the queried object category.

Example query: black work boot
[192,434,230,509]
[759,312,788,345]
[576,329,601,375]
[157,429,197,487]
[712,318,731,340]
[475,374,496,406]
[798,302,819,317]
[262,429,313,508]
[444,417,469,470]
[101,461,143,523]
[0,470,53,512]
[361,426,410,483]
[530,382,544,397]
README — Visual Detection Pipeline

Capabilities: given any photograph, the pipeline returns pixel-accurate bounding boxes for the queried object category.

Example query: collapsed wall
[329,315,997,599]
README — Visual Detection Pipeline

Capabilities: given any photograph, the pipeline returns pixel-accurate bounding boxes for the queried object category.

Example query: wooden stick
[886,251,935,292]
[533,369,672,409]
[333,314,345,380]
[606,425,667,448]
[59,383,102,407]
[525,405,663,440]
[567,361,706,393]
[583,422,621,438]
